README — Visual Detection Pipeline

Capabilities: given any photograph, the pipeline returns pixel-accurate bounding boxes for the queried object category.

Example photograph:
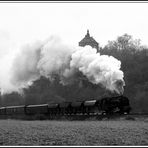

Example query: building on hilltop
[79,30,99,52]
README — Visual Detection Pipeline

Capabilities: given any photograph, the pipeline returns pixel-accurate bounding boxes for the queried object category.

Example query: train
[0,95,131,119]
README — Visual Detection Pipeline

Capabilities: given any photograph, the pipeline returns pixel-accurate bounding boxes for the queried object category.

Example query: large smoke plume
[0,36,125,95]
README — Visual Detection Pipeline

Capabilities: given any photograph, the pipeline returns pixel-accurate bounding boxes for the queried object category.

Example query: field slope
[0,119,148,146]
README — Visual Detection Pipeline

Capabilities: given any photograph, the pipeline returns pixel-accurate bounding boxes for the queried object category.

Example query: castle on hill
[79,30,99,52]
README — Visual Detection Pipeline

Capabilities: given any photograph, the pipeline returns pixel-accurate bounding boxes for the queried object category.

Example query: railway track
[43,113,148,120]
[61,113,148,119]
[0,113,148,120]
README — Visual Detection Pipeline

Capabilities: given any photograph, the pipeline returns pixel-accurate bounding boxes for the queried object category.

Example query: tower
[79,30,99,52]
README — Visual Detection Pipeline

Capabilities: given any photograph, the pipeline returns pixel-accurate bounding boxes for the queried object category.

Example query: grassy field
[0,117,148,146]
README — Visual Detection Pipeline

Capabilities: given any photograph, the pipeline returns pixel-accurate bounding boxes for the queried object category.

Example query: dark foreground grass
[0,119,148,146]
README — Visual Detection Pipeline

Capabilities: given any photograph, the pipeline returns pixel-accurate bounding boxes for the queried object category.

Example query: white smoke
[10,41,42,88]
[70,46,125,94]
[37,36,75,81]
[0,36,125,94]
[0,52,18,94]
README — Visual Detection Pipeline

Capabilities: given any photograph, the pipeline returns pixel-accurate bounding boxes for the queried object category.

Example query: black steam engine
[0,95,131,119]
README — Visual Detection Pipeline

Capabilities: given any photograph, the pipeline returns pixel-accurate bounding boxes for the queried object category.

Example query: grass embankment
[0,118,148,146]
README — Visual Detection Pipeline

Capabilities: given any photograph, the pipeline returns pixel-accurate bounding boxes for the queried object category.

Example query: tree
[101,33,148,113]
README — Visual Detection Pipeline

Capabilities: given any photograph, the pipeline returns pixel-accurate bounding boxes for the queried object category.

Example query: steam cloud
[0,36,125,94]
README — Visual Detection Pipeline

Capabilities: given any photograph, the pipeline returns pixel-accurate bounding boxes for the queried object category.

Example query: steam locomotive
[0,95,131,118]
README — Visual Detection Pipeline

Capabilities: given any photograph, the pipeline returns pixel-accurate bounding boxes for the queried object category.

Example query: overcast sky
[0,2,148,57]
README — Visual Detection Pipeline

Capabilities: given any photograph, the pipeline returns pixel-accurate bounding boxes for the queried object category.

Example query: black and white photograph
[0,1,147,146]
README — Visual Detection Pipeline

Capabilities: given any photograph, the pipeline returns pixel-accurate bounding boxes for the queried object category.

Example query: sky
[0,2,148,57]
